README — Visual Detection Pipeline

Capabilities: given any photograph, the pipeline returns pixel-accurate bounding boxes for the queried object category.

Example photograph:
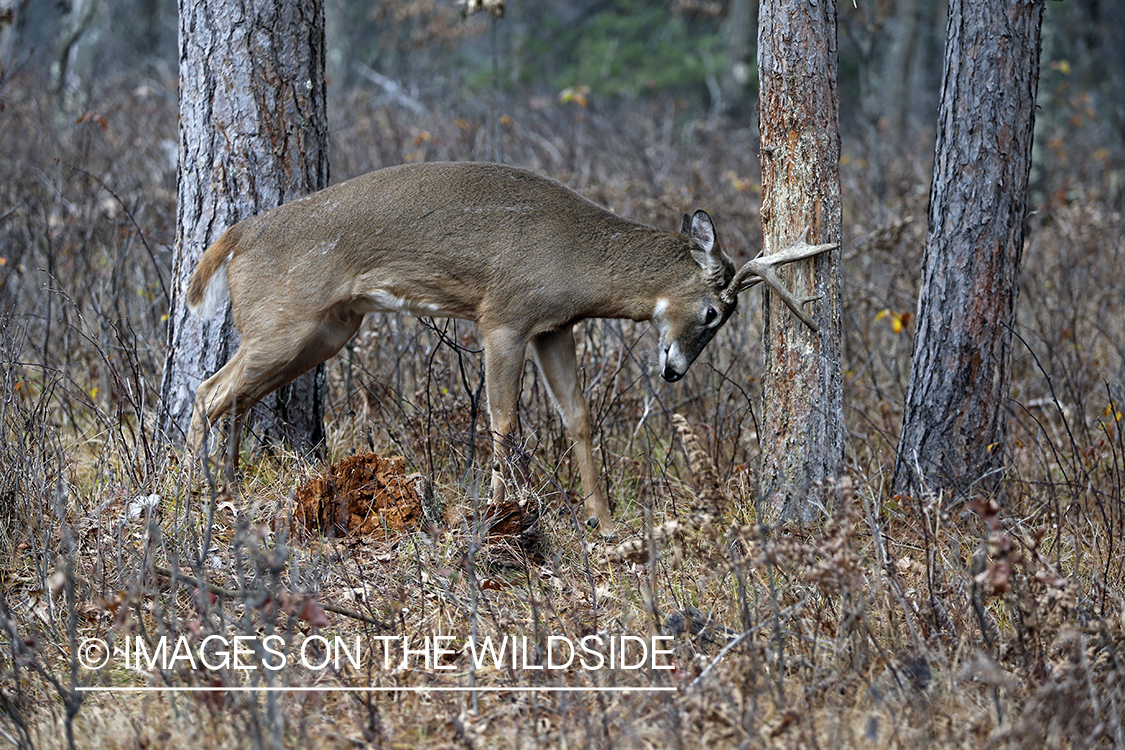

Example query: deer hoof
[585,515,617,539]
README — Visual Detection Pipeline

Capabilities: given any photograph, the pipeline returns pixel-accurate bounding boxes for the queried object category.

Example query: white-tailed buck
[186,162,835,533]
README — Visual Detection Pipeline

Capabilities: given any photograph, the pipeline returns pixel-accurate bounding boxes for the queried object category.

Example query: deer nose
[660,343,685,382]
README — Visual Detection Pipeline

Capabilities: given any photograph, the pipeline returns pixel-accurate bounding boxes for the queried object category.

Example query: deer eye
[705,306,719,325]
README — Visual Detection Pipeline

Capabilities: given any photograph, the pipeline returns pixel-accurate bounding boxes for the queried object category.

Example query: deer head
[653,211,838,382]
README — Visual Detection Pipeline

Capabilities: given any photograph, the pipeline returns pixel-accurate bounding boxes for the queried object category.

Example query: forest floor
[1,73,1124,749]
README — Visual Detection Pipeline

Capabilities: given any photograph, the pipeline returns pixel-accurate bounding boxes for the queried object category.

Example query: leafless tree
[756,0,845,523]
[894,0,1045,498]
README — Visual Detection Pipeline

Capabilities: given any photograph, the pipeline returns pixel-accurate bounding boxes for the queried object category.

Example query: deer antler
[722,228,839,332]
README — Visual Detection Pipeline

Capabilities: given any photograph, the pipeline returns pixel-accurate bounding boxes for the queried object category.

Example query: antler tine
[724,228,839,332]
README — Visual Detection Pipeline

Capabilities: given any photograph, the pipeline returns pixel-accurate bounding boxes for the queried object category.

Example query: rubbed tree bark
[160,0,329,456]
[756,0,844,524]
[893,0,1045,498]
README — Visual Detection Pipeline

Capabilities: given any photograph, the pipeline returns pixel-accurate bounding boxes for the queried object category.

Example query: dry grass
[1,68,1124,750]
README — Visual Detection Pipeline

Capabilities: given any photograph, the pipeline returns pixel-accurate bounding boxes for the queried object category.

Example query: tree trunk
[718,0,755,117]
[160,0,329,457]
[893,0,1044,498]
[1096,1,1125,143]
[0,0,19,67]
[756,0,844,524]
[881,0,922,140]
[52,0,102,112]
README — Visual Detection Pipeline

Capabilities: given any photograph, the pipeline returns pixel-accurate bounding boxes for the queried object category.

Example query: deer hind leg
[188,305,365,466]
[188,352,250,466]
[482,327,530,509]
[531,326,613,535]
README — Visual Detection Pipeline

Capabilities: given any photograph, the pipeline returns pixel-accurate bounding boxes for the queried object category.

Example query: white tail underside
[190,258,230,320]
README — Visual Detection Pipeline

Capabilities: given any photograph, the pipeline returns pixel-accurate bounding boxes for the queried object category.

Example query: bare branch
[153,565,392,631]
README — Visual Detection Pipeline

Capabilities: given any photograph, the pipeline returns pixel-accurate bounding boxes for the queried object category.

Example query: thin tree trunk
[718,0,755,117]
[160,0,329,456]
[756,0,844,524]
[0,0,20,67]
[882,0,922,140]
[51,0,101,111]
[1099,1,1125,142]
[893,0,1044,498]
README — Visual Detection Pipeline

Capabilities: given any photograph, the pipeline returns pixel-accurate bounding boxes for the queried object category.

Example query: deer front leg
[482,328,529,508]
[531,326,613,535]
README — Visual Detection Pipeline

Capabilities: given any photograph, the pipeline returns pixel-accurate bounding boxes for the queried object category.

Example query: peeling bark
[159,0,329,456]
[756,0,844,523]
[893,0,1044,498]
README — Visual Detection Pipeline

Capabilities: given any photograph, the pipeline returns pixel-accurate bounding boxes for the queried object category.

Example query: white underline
[77,685,676,693]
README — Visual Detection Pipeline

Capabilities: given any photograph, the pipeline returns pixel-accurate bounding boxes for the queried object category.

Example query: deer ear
[687,210,721,272]
[680,213,692,235]
[689,210,715,252]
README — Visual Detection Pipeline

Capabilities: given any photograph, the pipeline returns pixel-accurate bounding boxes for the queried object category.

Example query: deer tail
[186,228,239,319]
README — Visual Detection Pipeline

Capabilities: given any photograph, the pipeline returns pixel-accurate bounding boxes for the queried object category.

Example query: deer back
[219,162,715,339]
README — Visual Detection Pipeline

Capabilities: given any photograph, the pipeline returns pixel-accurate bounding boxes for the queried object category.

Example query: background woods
[1,1,1124,748]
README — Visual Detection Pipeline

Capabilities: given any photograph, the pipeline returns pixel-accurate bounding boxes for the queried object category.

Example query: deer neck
[576,223,695,322]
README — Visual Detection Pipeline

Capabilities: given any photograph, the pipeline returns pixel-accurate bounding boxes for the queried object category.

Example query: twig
[685,630,751,692]
[685,590,815,693]
[153,565,392,631]
[69,166,169,302]
[353,63,426,115]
